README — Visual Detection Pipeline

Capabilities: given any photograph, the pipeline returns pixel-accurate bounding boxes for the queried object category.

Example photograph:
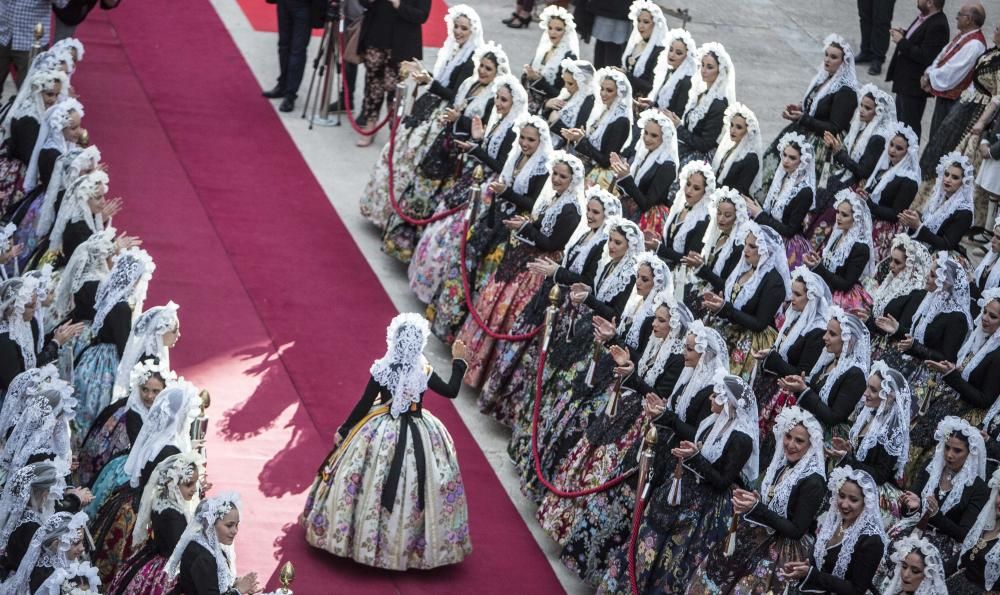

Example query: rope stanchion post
[628,425,658,595]
[541,284,561,353]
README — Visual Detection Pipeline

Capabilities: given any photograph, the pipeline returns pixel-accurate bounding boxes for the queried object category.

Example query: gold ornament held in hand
[279,561,295,589]
[33,23,43,41]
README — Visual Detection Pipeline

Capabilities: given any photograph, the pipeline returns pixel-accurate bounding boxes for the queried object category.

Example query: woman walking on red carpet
[301,313,472,570]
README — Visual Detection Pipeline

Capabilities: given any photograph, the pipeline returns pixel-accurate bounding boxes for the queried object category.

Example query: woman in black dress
[897,416,988,566]
[521,5,578,115]
[47,170,121,267]
[669,42,736,168]
[712,102,763,198]
[619,0,667,99]
[867,233,930,356]
[760,34,859,189]
[972,216,1000,303]
[544,58,595,150]
[3,509,88,594]
[638,28,696,118]
[899,152,975,253]
[947,468,1000,593]
[804,189,874,312]
[652,160,714,268]
[780,466,887,594]
[166,493,260,595]
[560,67,632,190]
[860,123,920,264]
[681,186,750,316]
[610,108,678,230]
[108,451,204,594]
[882,536,949,594]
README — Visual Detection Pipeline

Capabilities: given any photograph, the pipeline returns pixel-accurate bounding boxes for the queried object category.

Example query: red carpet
[73,2,563,593]
[234,0,450,46]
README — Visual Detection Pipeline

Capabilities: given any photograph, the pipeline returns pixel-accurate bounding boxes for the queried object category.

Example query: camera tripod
[301,3,344,129]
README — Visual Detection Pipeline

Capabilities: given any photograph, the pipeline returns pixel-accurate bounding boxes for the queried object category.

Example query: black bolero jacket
[763,327,826,378]
[755,187,813,239]
[797,366,866,427]
[717,152,760,197]
[800,534,885,594]
[616,159,676,214]
[678,97,727,156]
[813,242,869,293]
[718,268,785,333]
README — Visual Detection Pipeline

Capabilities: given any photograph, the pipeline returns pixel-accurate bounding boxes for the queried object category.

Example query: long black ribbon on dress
[381,414,427,513]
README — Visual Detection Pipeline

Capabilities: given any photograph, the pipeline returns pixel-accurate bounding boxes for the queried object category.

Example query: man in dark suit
[856,0,896,75]
[885,0,950,140]
[262,0,327,113]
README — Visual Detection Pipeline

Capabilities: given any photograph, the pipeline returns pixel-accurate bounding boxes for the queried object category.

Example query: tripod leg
[301,22,333,119]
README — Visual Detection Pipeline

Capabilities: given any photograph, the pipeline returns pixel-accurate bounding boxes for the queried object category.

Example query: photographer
[262,0,327,113]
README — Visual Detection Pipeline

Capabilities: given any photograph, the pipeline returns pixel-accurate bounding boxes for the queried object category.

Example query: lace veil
[370,313,433,418]
[113,302,179,400]
[814,466,888,579]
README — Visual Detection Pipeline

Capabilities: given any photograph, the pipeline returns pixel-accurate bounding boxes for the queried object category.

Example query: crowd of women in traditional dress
[0,39,266,595]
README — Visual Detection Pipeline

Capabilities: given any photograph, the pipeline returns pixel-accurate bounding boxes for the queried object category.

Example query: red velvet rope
[383,114,470,226]
[455,215,544,341]
[336,26,390,136]
[529,349,636,497]
[627,495,646,595]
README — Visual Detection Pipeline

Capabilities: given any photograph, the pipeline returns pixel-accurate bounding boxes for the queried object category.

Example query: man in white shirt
[920,1,987,135]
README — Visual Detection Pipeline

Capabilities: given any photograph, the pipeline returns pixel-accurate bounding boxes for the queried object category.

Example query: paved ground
[210,1,938,593]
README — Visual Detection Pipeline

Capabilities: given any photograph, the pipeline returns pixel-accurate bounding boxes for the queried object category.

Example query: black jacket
[718,268,785,333]
[798,366,866,427]
[678,97,727,156]
[886,11,951,97]
[865,175,918,223]
[616,159,676,214]
[359,0,431,62]
[755,188,813,239]
[813,242,870,293]
[717,152,760,197]
[625,45,664,97]
[800,534,885,594]
[762,327,826,378]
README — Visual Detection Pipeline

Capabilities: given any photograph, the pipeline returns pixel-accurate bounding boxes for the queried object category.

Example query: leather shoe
[262,85,285,99]
[855,54,874,65]
[867,62,883,76]
[279,97,295,112]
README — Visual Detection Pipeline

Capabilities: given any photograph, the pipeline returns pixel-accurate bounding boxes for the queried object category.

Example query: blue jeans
[276,0,312,99]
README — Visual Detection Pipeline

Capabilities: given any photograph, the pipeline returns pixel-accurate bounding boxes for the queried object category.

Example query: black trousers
[930,96,957,138]
[895,92,928,140]
[276,0,313,99]
[593,40,625,70]
[857,0,896,62]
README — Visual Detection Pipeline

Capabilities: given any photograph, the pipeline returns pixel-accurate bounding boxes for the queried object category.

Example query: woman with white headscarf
[882,536,949,595]
[703,222,789,380]
[805,189,875,311]
[637,28,696,118]
[899,151,975,253]
[712,102,762,197]
[10,99,83,270]
[72,247,154,443]
[868,233,931,351]
[831,362,911,527]
[302,313,471,569]
[383,42,512,263]
[540,294,691,586]
[780,467,887,593]
[909,288,1000,475]
[48,169,122,268]
[668,42,736,169]
[619,0,667,98]
[948,468,1000,592]
[456,151,583,388]
[898,417,988,567]
[359,4,483,229]
[682,186,750,316]
[109,452,203,595]
[480,191,626,429]
[521,5,579,115]
[167,493,259,595]
[879,251,971,385]
[808,84,895,252]
[760,34,859,189]
[560,67,632,191]
[516,252,669,504]
[2,510,88,595]
[861,123,920,263]
[90,380,198,583]
[598,372,758,594]
[545,58,595,150]
[651,160,714,267]
[610,109,678,232]
[426,114,554,343]
[779,306,870,438]
[79,360,176,513]
[407,75,527,297]
[972,215,1000,305]
[747,131,817,269]
[754,267,831,461]
[0,69,66,213]
[0,460,74,579]
[690,407,826,594]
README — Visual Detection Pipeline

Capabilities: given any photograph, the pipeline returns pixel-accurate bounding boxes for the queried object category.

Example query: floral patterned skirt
[536,390,646,545]
[785,234,813,270]
[73,343,120,448]
[107,546,175,595]
[638,204,671,237]
[91,484,138,584]
[723,323,778,382]
[78,401,129,487]
[688,523,813,595]
[0,156,25,215]
[455,260,549,389]
[408,210,466,304]
[872,219,900,264]
[302,405,471,570]
[597,478,733,595]
[832,283,873,312]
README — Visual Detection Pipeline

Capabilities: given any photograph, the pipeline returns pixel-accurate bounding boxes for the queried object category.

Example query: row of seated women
[348,3,1000,593]
[0,39,262,595]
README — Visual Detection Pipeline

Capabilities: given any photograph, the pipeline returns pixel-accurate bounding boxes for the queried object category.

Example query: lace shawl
[621,1,668,80]
[636,296,692,385]
[723,222,792,310]
[369,314,433,418]
[529,151,585,237]
[700,187,750,277]
[884,536,948,595]
[867,123,920,206]
[806,306,871,404]
[0,278,39,369]
[431,5,483,85]
[870,234,930,318]
[695,371,759,483]
[850,362,910,478]
[681,42,736,130]
[483,75,528,159]
[802,34,859,116]
[122,380,197,488]
[114,302,179,400]
[921,152,975,234]
[553,59,594,130]
[909,252,972,343]
[618,254,671,349]
[821,190,874,278]
[499,114,553,195]
[841,84,895,163]
[530,6,579,84]
[761,132,816,219]
[563,188,621,274]
[650,29,697,109]
[669,321,727,421]
[630,109,678,183]
[758,406,826,519]
[712,102,763,195]
[594,218,643,302]
[776,267,831,360]
[813,467,888,579]
[921,417,987,516]
[662,160,715,253]
[585,68,633,151]
[166,494,241,594]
